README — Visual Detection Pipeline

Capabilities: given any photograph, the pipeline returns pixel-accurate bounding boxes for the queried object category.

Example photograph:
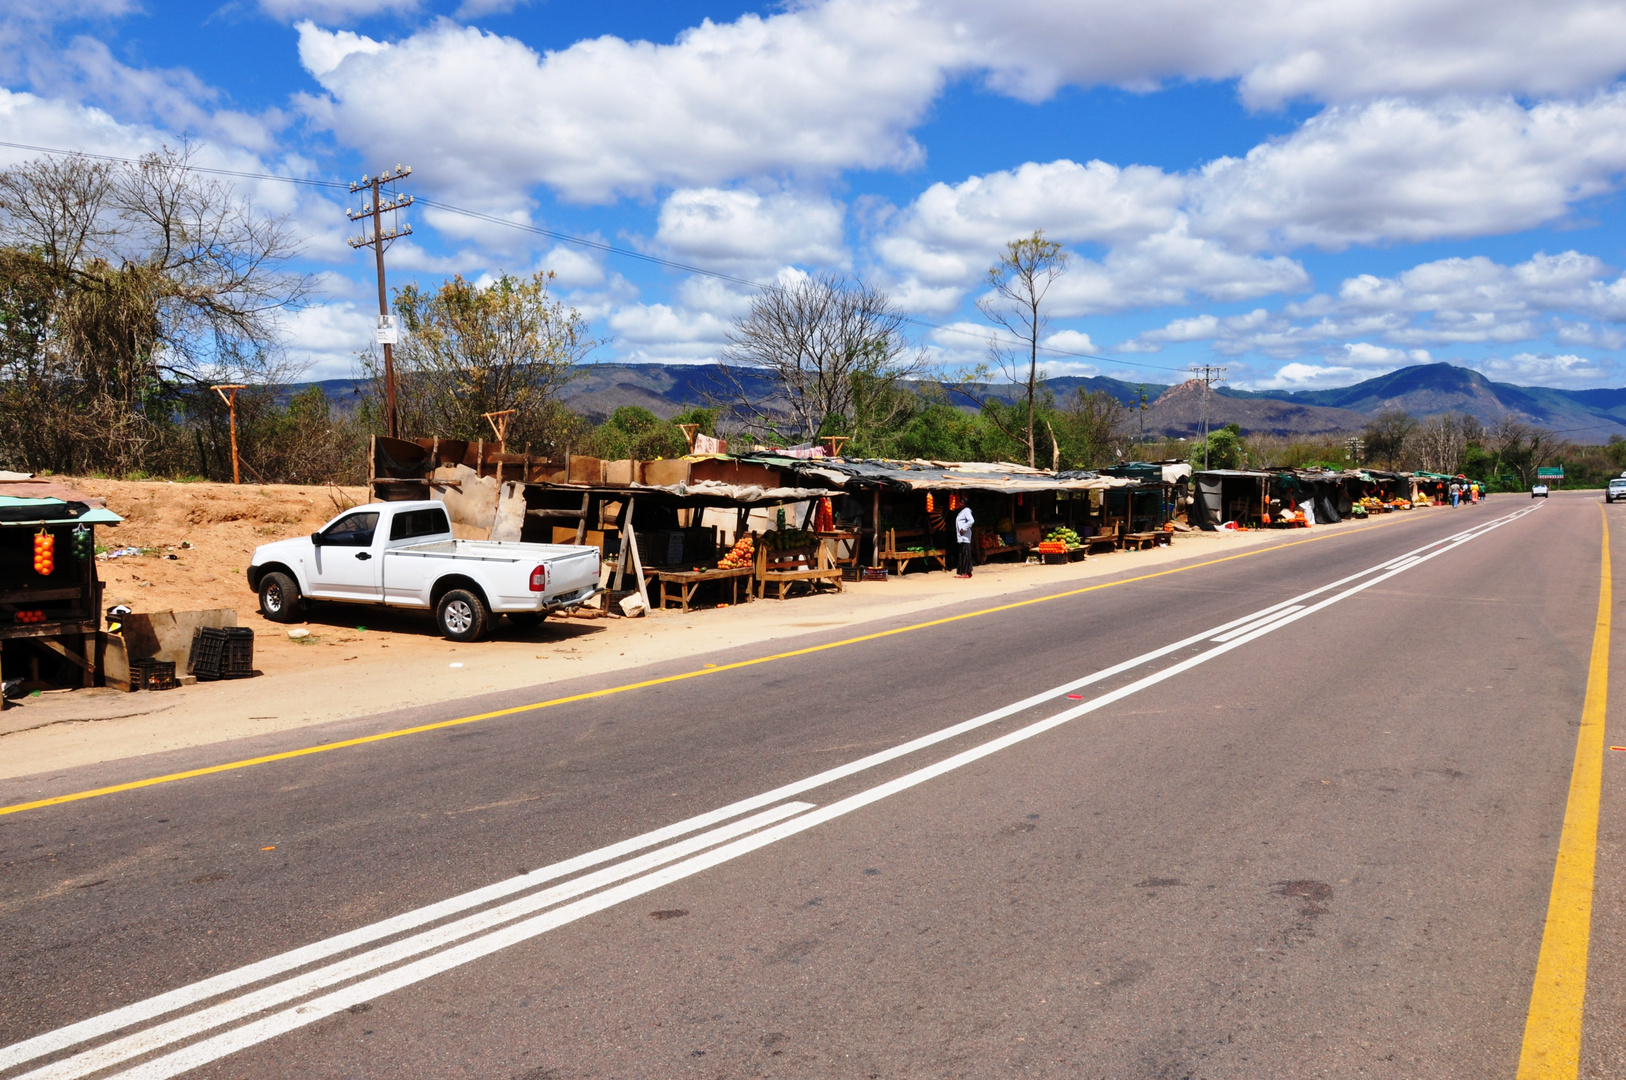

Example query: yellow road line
[0,512,1421,818]
[1517,505,1610,1078]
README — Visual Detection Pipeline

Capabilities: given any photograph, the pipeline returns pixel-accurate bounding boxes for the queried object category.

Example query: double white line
[1,503,1539,1080]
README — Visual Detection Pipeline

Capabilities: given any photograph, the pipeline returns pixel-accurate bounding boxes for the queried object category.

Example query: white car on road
[1608,477,1626,503]
[1532,484,1549,498]
[247,501,601,640]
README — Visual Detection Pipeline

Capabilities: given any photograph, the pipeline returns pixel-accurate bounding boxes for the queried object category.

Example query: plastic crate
[222,627,254,678]
[859,566,888,582]
[129,658,177,691]
[188,627,227,681]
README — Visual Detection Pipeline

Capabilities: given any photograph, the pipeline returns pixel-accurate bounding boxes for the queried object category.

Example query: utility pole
[1189,364,1227,469]
[347,165,413,441]
[1137,383,1148,444]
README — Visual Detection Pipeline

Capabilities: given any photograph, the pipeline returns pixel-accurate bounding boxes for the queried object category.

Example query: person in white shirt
[955,503,975,577]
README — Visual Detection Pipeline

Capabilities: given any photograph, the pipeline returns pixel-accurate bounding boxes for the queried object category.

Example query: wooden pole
[211,385,246,485]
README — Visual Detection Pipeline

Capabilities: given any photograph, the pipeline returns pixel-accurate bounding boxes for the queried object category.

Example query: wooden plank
[624,497,651,612]
[0,587,85,604]
[525,508,591,519]
[573,492,589,546]
[38,636,91,672]
[0,621,97,641]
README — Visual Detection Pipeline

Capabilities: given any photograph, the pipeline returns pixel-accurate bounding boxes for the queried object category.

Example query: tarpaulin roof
[628,480,836,504]
[0,495,121,525]
[746,455,1138,494]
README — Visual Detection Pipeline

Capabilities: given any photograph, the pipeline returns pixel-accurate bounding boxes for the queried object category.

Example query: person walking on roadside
[1470,481,1480,504]
[1449,481,1460,507]
[955,501,975,578]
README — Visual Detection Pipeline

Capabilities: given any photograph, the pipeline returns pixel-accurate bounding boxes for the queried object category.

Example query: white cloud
[277,300,375,380]
[655,187,846,273]
[1477,352,1618,386]
[296,5,964,205]
[953,0,1626,107]
[878,162,1309,315]
[1191,93,1626,250]
[294,20,391,75]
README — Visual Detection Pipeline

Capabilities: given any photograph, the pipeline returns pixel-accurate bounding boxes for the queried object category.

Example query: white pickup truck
[246,501,601,641]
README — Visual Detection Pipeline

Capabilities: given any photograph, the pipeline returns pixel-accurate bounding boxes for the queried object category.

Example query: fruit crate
[222,627,255,677]
[129,657,177,692]
[188,627,227,681]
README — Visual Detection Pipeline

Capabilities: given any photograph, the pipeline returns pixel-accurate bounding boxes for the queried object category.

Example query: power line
[0,137,1197,376]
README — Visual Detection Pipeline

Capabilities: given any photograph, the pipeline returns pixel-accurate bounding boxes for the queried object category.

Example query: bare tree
[1409,413,1471,474]
[721,272,921,446]
[1490,416,1564,488]
[377,270,593,450]
[0,146,309,474]
[974,231,1068,468]
[1363,409,1416,469]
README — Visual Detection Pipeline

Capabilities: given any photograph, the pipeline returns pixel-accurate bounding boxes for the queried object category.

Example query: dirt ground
[0,477,1434,782]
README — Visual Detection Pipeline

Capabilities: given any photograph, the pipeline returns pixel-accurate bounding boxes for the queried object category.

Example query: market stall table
[642,566,755,612]
[1121,530,1171,550]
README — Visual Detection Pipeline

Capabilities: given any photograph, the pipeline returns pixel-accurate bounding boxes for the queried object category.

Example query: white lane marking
[93,503,1540,1080]
[16,802,816,1080]
[0,550,1401,1073]
[1,504,1537,1075]
[1210,605,1305,642]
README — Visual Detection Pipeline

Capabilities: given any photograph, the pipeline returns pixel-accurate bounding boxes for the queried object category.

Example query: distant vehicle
[247,501,601,641]
[1532,484,1550,498]
[1609,478,1626,503]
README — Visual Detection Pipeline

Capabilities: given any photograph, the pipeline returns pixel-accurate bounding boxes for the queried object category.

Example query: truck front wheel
[437,588,491,642]
[259,572,304,623]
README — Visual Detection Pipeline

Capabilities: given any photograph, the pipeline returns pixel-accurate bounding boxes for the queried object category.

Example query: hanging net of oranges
[33,529,54,576]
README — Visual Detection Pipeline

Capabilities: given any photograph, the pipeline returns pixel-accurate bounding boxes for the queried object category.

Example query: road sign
[1537,466,1564,478]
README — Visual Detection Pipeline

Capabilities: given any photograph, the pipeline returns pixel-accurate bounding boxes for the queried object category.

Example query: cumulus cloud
[655,187,846,273]
[953,0,1626,108]
[295,4,963,206]
[1476,351,1619,386]
[276,300,377,380]
[877,161,1308,315]
[1191,93,1626,250]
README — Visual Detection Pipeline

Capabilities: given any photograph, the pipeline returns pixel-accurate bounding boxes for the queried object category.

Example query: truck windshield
[322,512,380,546]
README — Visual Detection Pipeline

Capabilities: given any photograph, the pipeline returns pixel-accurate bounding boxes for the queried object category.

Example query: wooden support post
[573,492,589,546]
[621,496,652,612]
[614,497,633,593]
[871,487,882,568]
[211,384,247,484]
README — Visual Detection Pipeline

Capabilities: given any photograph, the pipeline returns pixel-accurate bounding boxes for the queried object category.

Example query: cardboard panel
[553,527,606,552]
[122,608,238,666]
[604,459,640,486]
[691,458,780,488]
[567,456,606,485]
[640,459,690,487]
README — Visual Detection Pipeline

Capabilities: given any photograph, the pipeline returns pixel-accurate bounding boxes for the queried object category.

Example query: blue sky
[8,0,1626,391]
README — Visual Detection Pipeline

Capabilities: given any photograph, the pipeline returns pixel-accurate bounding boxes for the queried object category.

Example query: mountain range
[297,362,1626,444]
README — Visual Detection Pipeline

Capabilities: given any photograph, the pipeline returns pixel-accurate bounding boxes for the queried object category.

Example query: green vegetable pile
[1045,527,1082,546]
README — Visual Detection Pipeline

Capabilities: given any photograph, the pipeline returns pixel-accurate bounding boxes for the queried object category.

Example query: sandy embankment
[1,477,1407,780]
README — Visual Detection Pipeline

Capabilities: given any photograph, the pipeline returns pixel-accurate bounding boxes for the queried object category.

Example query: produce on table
[1044,527,1081,547]
[15,609,45,623]
[716,533,755,570]
[764,528,815,550]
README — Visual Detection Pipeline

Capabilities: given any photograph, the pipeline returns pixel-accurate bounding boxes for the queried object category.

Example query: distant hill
[291,361,1626,443]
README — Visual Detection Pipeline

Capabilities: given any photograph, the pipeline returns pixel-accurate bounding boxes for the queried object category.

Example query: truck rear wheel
[437,588,490,642]
[258,572,303,623]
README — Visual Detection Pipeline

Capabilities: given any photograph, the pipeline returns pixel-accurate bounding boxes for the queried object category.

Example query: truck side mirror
[310,532,324,547]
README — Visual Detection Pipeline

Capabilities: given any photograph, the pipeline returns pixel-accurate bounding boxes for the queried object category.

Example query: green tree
[378,270,595,452]
[1190,423,1244,470]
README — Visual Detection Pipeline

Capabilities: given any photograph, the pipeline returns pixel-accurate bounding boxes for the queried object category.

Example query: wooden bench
[643,566,755,612]
[878,528,947,575]
[756,540,844,600]
[1083,525,1121,554]
[1121,531,1167,551]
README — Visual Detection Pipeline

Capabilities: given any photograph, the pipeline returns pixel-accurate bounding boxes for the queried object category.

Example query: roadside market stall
[0,477,122,698]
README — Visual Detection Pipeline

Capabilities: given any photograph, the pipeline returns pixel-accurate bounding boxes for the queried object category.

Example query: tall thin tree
[977,231,1068,468]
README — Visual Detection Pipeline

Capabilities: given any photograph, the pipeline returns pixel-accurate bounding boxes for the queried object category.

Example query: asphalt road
[2,493,1621,1079]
